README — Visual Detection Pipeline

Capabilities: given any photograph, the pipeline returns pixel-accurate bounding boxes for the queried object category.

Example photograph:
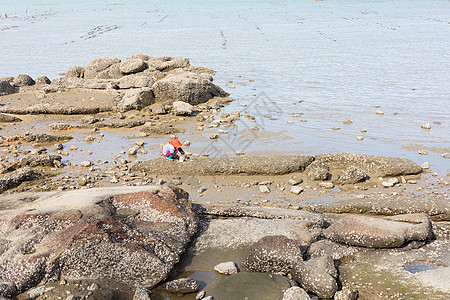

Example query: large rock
[314,153,422,177]
[335,166,367,184]
[0,167,40,193]
[305,161,330,181]
[156,57,190,72]
[324,214,432,248]
[117,88,155,112]
[96,62,123,79]
[65,66,84,78]
[134,155,314,176]
[291,256,338,299]
[0,186,198,297]
[173,101,193,116]
[0,81,16,96]
[51,77,115,90]
[119,59,148,74]
[35,76,51,86]
[84,57,121,79]
[245,235,304,274]
[12,74,35,86]
[152,71,229,105]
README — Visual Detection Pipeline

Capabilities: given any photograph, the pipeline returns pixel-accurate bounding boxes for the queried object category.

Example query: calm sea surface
[1,0,449,171]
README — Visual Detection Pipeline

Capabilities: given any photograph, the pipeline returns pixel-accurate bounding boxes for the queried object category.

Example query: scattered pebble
[235,151,245,155]
[421,123,431,129]
[418,150,428,155]
[332,126,340,130]
[252,126,259,131]
[343,119,352,124]
[259,186,270,193]
[128,147,138,155]
[361,128,367,132]
[356,136,364,140]
[214,262,238,275]
[136,140,145,147]
[209,134,219,140]
[79,161,92,167]
[319,182,334,189]
[442,153,450,159]
[54,143,63,150]
[287,121,293,124]
[376,110,384,115]
[421,162,430,169]
[290,186,304,194]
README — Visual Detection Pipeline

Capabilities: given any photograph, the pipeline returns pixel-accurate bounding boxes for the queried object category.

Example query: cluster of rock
[0,54,229,112]
[0,186,198,298]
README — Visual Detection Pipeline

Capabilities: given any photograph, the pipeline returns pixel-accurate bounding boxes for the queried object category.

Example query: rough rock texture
[134,155,314,176]
[314,153,422,177]
[0,113,22,123]
[117,75,154,89]
[65,66,84,78]
[12,74,35,87]
[133,286,151,300]
[0,167,41,192]
[282,286,310,300]
[334,288,359,300]
[84,57,121,79]
[291,256,338,299]
[0,81,16,96]
[173,101,194,116]
[245,235,304,274]
[119,59,148,74]
[165,278,199,294]
[149,103,166,115]
[7,155,62,171]
[0,186,198,297]
[214,262,238,275]
[117,88,155,112]
[152,71,229,105]
[335,166,368,184]
[35,76,51,86]
[308,239,359,261]
[51,77,116,90]
[317,196,450,221]
[305,161,330,181]
[324,214,432,248]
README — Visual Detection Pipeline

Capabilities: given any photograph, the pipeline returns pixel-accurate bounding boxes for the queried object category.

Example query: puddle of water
[404,261,440,274]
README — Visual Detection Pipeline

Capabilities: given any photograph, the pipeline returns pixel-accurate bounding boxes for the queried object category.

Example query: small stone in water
[343,119,352,124]
[290,186,304,194]
[418,150,428,155]
[421,162,430,169]
[361,128,367,132]
[196,291,206,300]
[319,182,334,189]
[209,134,219,139]
[79,161,92,167]
[356,136,364,140]
[332,126,340,130]
[259,186,270,193]
[128,147,138,155]
[376,110,384,115]
[235,150,245,155]
[214,261,238,275]
[421,123,431,129]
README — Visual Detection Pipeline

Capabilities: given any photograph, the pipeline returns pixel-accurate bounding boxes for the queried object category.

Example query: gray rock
[245,235,304,274]
[305,161,330,181]
[119,58,148,74]
[0,282,17,298]
[27,286,55,300]
[117,88,155,112]
[196,291,206,299]
[133,286,151,300]
[128,147,138,155]
[314,153,422,178]
[134,155,314,176]
[35,76,51,86]
[173,101,194,116]
[84,57,121,79]
[12,74,35,86]
[0,81,16,96]
[290,186,304,195]
[79,161,92,167]
[165,278,200,294]
[421,162,429,169]
[0,76,14,83]
[214,261,238,275]
[0,113,22,123]
[96,62,123,79]
[202,296,213,300]
[149,103,166,115]
[0,167,41,192]
[324,214,431,248]
[288,178,303,185]
[319,182,334,189]
[335,166,367,184]
[282,286,310,300]
[156,57,190,72]
[153,71,228,105]
[259,185,270,193]
[54,143,64,150]
[117,75,154,89]
[308,240,359,261]
[291,256,338,299]
[65,66,84,78]
[382,177,399,188]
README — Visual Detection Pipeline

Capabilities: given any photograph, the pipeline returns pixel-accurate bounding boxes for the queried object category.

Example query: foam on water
[1,0,449,171]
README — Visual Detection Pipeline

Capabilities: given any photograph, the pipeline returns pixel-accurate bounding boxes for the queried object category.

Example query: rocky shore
[0,55,449,299]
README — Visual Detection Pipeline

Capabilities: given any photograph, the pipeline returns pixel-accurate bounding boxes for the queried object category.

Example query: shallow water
[1,0,449,173]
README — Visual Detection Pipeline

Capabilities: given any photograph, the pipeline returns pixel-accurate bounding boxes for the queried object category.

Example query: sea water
[1,0,449,172]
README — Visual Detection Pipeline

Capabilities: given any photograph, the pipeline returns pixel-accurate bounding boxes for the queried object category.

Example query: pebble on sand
[259,186,270,193]
[290,186,304,194]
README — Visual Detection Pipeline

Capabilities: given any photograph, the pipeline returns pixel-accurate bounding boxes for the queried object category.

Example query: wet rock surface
[0,167,41,192]
[0,186,198,297]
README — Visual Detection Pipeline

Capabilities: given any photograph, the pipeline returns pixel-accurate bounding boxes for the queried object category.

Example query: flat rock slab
[134,155,314,176]
[339,240,450,299]
[0,186,198,297]
[317,195,450,221]
[0,90,116,114]
[315,152,422,178]
[324,214,431,248]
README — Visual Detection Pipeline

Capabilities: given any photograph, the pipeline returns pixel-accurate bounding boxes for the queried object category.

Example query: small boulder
[149,103,166,115]
[334,288,358,300]
[119,58,148,74]
[117,88,155,112]
[421,123,431,129]
[308,240,359,261]
[282,286,310,300]
[173,101,194,116]
[245,235,304,274]
[35,76,51,86]
[0,81,16,96]
[84,57,121,79]
[259,185,270,193]
[214,262,238,275]
[12,74,35,86]
[291,256,338,299]
[319,182,334,189]
[133,286,151,300]
[290,186,304,195]
[117,75,154,89]
[166,278,200,294]
[305,161,330,181]
[65,66,84,78]
[0,113,22,123]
